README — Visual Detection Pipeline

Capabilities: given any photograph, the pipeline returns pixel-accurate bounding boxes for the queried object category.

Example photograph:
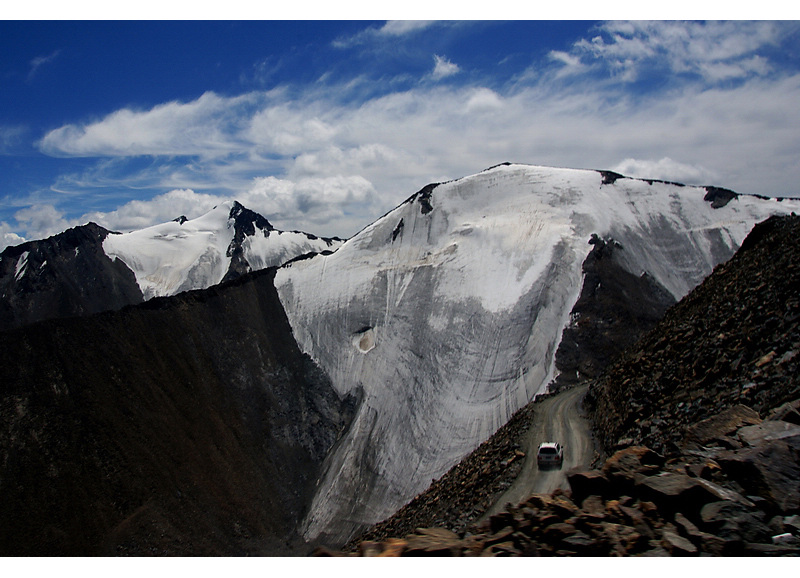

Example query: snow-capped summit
[274,163,800,543]
[103,200,343,300]
[0,201,343,331]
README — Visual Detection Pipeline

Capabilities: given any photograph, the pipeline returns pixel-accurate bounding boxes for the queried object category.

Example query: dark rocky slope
[332,214,800,556]
[0,267,359,556]
[588,213,800,455]
[552,234,676,391]
[0,222,143,331]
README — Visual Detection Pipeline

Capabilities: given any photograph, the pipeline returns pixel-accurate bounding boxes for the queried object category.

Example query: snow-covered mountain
[104,200,343,300]
[0,200,342,331]
[273,163,800,544]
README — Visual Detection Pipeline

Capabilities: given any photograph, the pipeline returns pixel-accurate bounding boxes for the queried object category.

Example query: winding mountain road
[483,384,593,518]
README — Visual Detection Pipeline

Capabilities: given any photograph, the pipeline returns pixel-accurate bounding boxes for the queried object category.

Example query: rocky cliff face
[552,234,676,390]
[0,222,143,331]
[0,268,358,556]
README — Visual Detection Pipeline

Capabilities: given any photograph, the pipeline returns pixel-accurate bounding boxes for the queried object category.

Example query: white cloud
[332,20,437,48]
[612,157,719,185]
[247,104,339,155]
[463,88,504,114]
[0,222,25,250]
[22,21,800,244]
[27,49,61,81]
[39,91,261,158]
[548,50,587,78]
[239,174,378,234]
[566,21,787,83]
[379,21,435,37]
[431,54,460,81]
[14,204,71,241]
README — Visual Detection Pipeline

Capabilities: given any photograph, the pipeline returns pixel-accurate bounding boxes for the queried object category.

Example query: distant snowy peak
[103,200,343,300]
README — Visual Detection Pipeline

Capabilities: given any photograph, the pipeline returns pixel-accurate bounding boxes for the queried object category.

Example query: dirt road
[482,384,593,518]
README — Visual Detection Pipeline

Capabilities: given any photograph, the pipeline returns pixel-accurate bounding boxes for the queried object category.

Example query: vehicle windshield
[539,447,557,454]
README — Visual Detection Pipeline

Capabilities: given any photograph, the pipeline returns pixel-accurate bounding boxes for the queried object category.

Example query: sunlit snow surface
[103,201,342,299]
[274,164,800,543]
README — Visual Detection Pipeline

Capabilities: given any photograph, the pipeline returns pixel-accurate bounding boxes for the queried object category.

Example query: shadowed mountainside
[0,222,143,331]
[552,234,676,391]
[0,267,359,556]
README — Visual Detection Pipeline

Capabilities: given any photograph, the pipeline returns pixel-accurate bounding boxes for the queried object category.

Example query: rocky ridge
[325,213,800,556]
[0,201,343,332]
[0,222,143,331]
[588,213,800,455]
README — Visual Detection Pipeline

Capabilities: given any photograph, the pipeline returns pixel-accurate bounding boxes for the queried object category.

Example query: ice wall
[274,164,800,543]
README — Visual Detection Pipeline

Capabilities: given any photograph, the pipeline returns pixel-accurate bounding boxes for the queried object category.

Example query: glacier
[273,163,800,544]
[103,200,343,300]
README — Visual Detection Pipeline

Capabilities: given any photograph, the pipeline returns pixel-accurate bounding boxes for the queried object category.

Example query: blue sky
[2,14,800,247]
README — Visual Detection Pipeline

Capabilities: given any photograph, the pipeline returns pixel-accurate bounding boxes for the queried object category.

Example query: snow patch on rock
[14,251,29,281]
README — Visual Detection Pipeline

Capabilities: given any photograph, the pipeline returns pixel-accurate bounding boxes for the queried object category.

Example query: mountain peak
[227,200,274,234]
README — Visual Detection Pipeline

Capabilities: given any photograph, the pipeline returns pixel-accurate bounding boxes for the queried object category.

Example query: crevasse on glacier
[273,163,800,544]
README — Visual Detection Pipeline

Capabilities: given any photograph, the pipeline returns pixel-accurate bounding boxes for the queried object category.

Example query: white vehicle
[537,442,564,468]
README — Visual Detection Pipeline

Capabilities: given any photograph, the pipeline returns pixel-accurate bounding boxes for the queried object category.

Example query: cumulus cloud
[14,204,71,241]
[247,103,339,155]
[0,222,25,250]
[239,174,378,234]
[463,88,504,113]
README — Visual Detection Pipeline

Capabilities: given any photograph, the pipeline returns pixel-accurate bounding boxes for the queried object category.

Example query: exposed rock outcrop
[552,234,675,391]
[588,214,800,456]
